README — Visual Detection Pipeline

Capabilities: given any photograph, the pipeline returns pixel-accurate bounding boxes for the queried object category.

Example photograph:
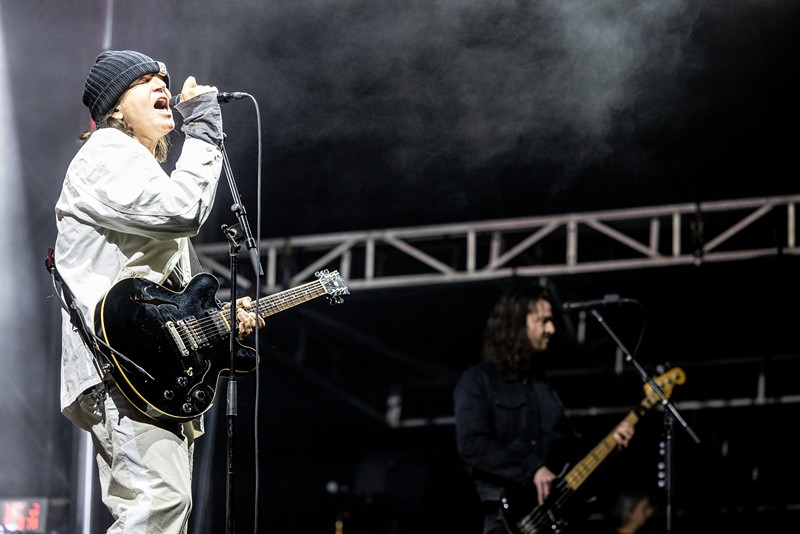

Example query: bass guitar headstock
[643,367,686,407]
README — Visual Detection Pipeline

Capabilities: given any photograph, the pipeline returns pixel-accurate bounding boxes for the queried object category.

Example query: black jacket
[453,360,578,503]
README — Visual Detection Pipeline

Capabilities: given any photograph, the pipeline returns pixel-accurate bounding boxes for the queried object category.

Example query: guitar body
[500,485,568,534]
[500,472,584,534]
[95,274,257,422]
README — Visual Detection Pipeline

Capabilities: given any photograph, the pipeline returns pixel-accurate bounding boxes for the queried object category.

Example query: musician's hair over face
[481,282,553,373]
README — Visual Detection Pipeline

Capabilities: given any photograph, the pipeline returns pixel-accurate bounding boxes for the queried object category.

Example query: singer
[453,281,635,534]
[53,50,262,533]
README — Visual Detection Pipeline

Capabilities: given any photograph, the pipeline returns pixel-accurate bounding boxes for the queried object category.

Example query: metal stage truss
[194,194,799,294]
[194,194,800,427]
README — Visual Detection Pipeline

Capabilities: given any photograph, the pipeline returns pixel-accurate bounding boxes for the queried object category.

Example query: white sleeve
[63,129,223,240]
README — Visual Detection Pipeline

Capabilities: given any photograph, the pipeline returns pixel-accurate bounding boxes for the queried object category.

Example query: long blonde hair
[79,110,170,163]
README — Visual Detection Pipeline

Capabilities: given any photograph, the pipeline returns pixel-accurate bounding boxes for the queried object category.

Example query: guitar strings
[170,282,325,347]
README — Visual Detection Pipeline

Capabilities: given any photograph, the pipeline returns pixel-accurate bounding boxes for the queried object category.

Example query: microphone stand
[222,223,240,534]
[219,142,263,534]
[660,408,675,533]
[588,307,700,534]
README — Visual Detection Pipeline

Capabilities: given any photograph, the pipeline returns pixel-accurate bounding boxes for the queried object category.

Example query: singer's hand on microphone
[172,76,218,107]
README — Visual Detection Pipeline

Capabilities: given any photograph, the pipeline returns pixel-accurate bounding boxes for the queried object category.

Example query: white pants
[74,385,196,534]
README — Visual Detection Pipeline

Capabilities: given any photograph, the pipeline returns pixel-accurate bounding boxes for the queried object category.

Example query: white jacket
[55,96,223,419]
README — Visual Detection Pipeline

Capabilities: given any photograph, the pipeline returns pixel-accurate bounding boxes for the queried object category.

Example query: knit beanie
[82,50,170,122]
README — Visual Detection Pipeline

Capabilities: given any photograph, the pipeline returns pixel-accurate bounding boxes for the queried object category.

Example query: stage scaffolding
[194,194,800,427]
[195,194,799,295]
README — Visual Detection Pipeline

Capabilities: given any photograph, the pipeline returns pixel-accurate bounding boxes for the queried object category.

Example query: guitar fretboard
[253,279,325,318]
[562,369,685,491]
[564,407,645,490]
[215,271,346,334]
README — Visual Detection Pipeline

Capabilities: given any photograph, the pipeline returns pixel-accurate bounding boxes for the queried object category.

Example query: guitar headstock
[643,367,686,406]
[315,269,350,304]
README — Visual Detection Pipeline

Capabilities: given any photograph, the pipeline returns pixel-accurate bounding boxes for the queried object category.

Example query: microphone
[561,294,626,312]
[169,91,247,107]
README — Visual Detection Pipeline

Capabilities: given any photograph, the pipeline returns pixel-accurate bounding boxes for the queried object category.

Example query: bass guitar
[94,270,349,422]
[500,367,686,534]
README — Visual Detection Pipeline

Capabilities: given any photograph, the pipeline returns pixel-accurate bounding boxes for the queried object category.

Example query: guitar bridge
[175,317,203,351]
[164,320,189,357]
[165,315,211,357]
[164,317,205,357]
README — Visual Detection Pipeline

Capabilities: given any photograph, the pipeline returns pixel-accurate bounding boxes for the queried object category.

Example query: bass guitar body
[500,479,581,534]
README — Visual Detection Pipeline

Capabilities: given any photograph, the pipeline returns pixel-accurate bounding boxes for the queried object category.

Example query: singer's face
[525,299,555,352]
[113,74,174,153]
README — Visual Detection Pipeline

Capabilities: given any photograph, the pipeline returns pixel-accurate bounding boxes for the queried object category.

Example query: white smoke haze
[10,0,789,235]
[218,0,697,172]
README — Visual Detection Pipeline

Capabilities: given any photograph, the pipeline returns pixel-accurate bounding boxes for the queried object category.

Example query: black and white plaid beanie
[82,50,170,122]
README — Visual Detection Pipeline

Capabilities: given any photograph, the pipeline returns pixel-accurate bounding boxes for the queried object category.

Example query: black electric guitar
[500,367,686,534]
[94,269,349,422]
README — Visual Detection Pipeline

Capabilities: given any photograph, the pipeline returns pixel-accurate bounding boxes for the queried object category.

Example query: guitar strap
[45,248,114,379]
[188,239,203,276]
[46,247,164,380]
[164,239,203,290]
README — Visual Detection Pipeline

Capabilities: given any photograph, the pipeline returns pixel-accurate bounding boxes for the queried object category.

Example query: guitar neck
[563,407,642,491]
[559,369,685,493]
[253,279,327,318]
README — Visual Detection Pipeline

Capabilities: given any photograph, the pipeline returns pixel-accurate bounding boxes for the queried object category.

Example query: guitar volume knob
[182,403,193,414]
[163,390,174,400]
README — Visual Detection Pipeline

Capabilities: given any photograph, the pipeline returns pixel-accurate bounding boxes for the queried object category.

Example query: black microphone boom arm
[562,294,623,312]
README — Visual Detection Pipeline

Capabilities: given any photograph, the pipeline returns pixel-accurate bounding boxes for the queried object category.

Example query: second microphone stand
[588,306,700,534]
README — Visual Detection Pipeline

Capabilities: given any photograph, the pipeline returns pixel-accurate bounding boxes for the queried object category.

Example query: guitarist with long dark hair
[454,281,635,534]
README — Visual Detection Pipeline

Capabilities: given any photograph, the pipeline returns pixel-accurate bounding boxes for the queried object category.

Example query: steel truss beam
[194,194,799,296]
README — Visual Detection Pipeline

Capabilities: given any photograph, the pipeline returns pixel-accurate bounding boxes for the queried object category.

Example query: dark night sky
[2,1,799,532]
